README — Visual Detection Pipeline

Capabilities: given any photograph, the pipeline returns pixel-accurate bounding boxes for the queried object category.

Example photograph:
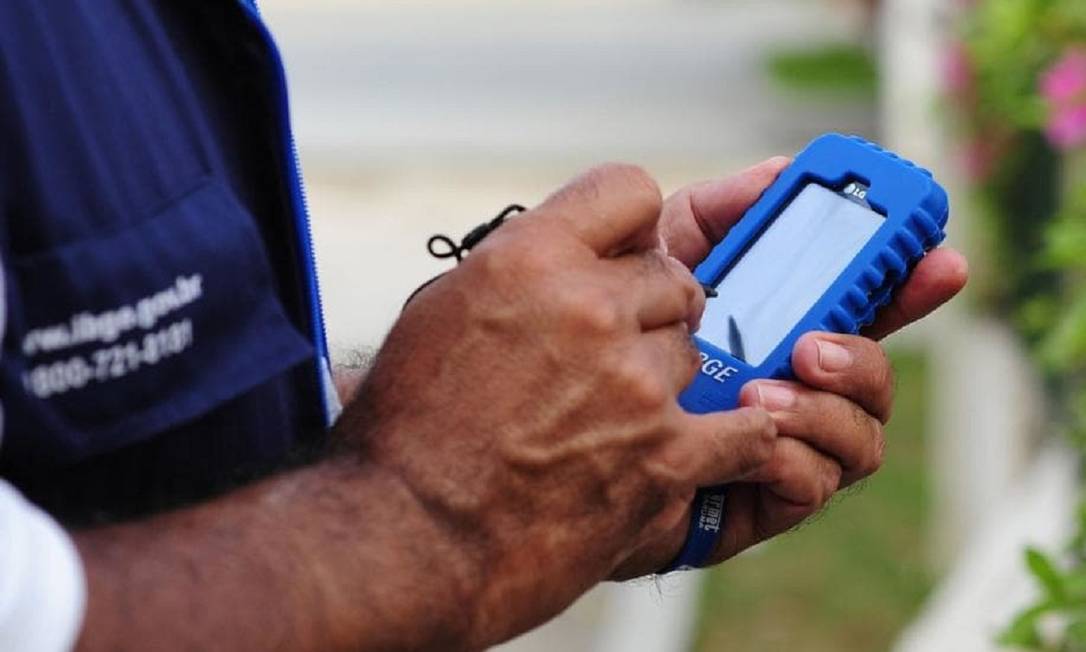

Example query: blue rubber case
[664,133,949,571]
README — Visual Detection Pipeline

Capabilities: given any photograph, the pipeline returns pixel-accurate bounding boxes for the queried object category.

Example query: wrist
[307,456,487,652]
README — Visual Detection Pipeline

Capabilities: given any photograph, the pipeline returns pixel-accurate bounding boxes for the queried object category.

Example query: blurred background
[260,0,1085,650]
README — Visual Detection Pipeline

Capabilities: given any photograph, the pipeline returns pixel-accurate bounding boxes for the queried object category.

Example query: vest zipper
[236,0,338,425]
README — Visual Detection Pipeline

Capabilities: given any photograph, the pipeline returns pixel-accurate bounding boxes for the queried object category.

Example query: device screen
[696,183,884,366]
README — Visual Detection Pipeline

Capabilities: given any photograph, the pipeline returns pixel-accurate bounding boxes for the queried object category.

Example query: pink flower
[1041,48,1086,150]
[1046,104,1086,151]
[1041,49,1086,105]
[942,42,974,97]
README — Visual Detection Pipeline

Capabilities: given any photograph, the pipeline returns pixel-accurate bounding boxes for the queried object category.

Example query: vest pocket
[2,178,314,467]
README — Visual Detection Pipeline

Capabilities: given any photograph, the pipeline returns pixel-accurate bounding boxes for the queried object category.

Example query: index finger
[862,247,969,340]
[536,163,664,256]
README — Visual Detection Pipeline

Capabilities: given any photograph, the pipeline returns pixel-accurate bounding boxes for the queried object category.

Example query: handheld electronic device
[665,133,949,572]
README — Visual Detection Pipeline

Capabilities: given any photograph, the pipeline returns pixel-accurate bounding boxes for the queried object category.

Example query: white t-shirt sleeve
[0,481,86,652]
[0,256,87,651]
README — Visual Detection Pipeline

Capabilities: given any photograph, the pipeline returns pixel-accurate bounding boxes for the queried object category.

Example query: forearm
[74,454,479,652]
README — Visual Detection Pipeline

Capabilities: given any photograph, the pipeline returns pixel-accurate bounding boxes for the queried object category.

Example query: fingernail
[756,383,795,411]
[817,341,853,372]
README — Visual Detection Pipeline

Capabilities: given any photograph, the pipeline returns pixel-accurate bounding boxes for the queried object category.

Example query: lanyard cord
[403,204,527,308]
[426,204,527,262]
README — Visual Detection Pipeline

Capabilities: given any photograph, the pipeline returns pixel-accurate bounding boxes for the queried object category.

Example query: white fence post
[879,0,1046,570]
[880,1,1067,650]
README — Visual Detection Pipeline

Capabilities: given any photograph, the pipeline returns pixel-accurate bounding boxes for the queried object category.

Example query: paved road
[267,0,872,172]
[261,0,874,352]
[258,2,875,650]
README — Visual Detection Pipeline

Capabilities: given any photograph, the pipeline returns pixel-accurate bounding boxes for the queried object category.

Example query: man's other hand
[613,159,967,571]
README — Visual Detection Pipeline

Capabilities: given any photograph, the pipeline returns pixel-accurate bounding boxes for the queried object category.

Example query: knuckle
[872,343,893,386]
[876,355,897,421]
[733,409,778,467]
[860,339,892,382]
[475,221,562,278]
[471,240,524,283]
[596,162,663,212]
[467,245,504,278]
[741,407,778,440]
[845,406,885,477]
[744,437,776,474]
[564,294,624,336]
[660,256,701,314]
[665,255,698,297]
[822,462,843,500]
[863,419,887,476]
[773,442,836,510]
[646,442,691,493]
[681,337,701,384]
[576,165,616,203]
[657,290,690,325]
[622,366,670,412]
[641,250,669,276]
[686,276,702,312]
[790,476,823,510]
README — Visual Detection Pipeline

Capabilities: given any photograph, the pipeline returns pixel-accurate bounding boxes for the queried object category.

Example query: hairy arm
[75,435,477,652]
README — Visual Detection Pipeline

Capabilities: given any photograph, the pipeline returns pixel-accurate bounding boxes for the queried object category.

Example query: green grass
[693,351,933,652]
[766,43,878,99]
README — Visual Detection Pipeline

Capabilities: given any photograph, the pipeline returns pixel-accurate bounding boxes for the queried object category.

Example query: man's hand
[346,164,780,649]
[72,159,966,652]
[612,158,968,571]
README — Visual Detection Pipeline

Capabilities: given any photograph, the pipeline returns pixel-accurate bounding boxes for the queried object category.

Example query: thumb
[662,156,791,267]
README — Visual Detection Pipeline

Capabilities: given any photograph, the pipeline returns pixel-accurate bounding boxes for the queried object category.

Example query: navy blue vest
[0,2,336,523]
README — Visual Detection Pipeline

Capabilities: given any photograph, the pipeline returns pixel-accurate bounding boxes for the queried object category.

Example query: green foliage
[1034,183,1086,426]
[971,134,1062,318]
[960,0,1086,128]
[997,547,1086,651]
[765,43,877,98]
[999,601,1049,649]
[951,0,1086,313]
[998,504,1086,649]
[1027,548,1068,602]
[950,1,1086,649]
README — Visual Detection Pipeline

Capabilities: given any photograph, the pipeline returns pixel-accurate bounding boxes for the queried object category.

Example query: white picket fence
[882,0,1076,649]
